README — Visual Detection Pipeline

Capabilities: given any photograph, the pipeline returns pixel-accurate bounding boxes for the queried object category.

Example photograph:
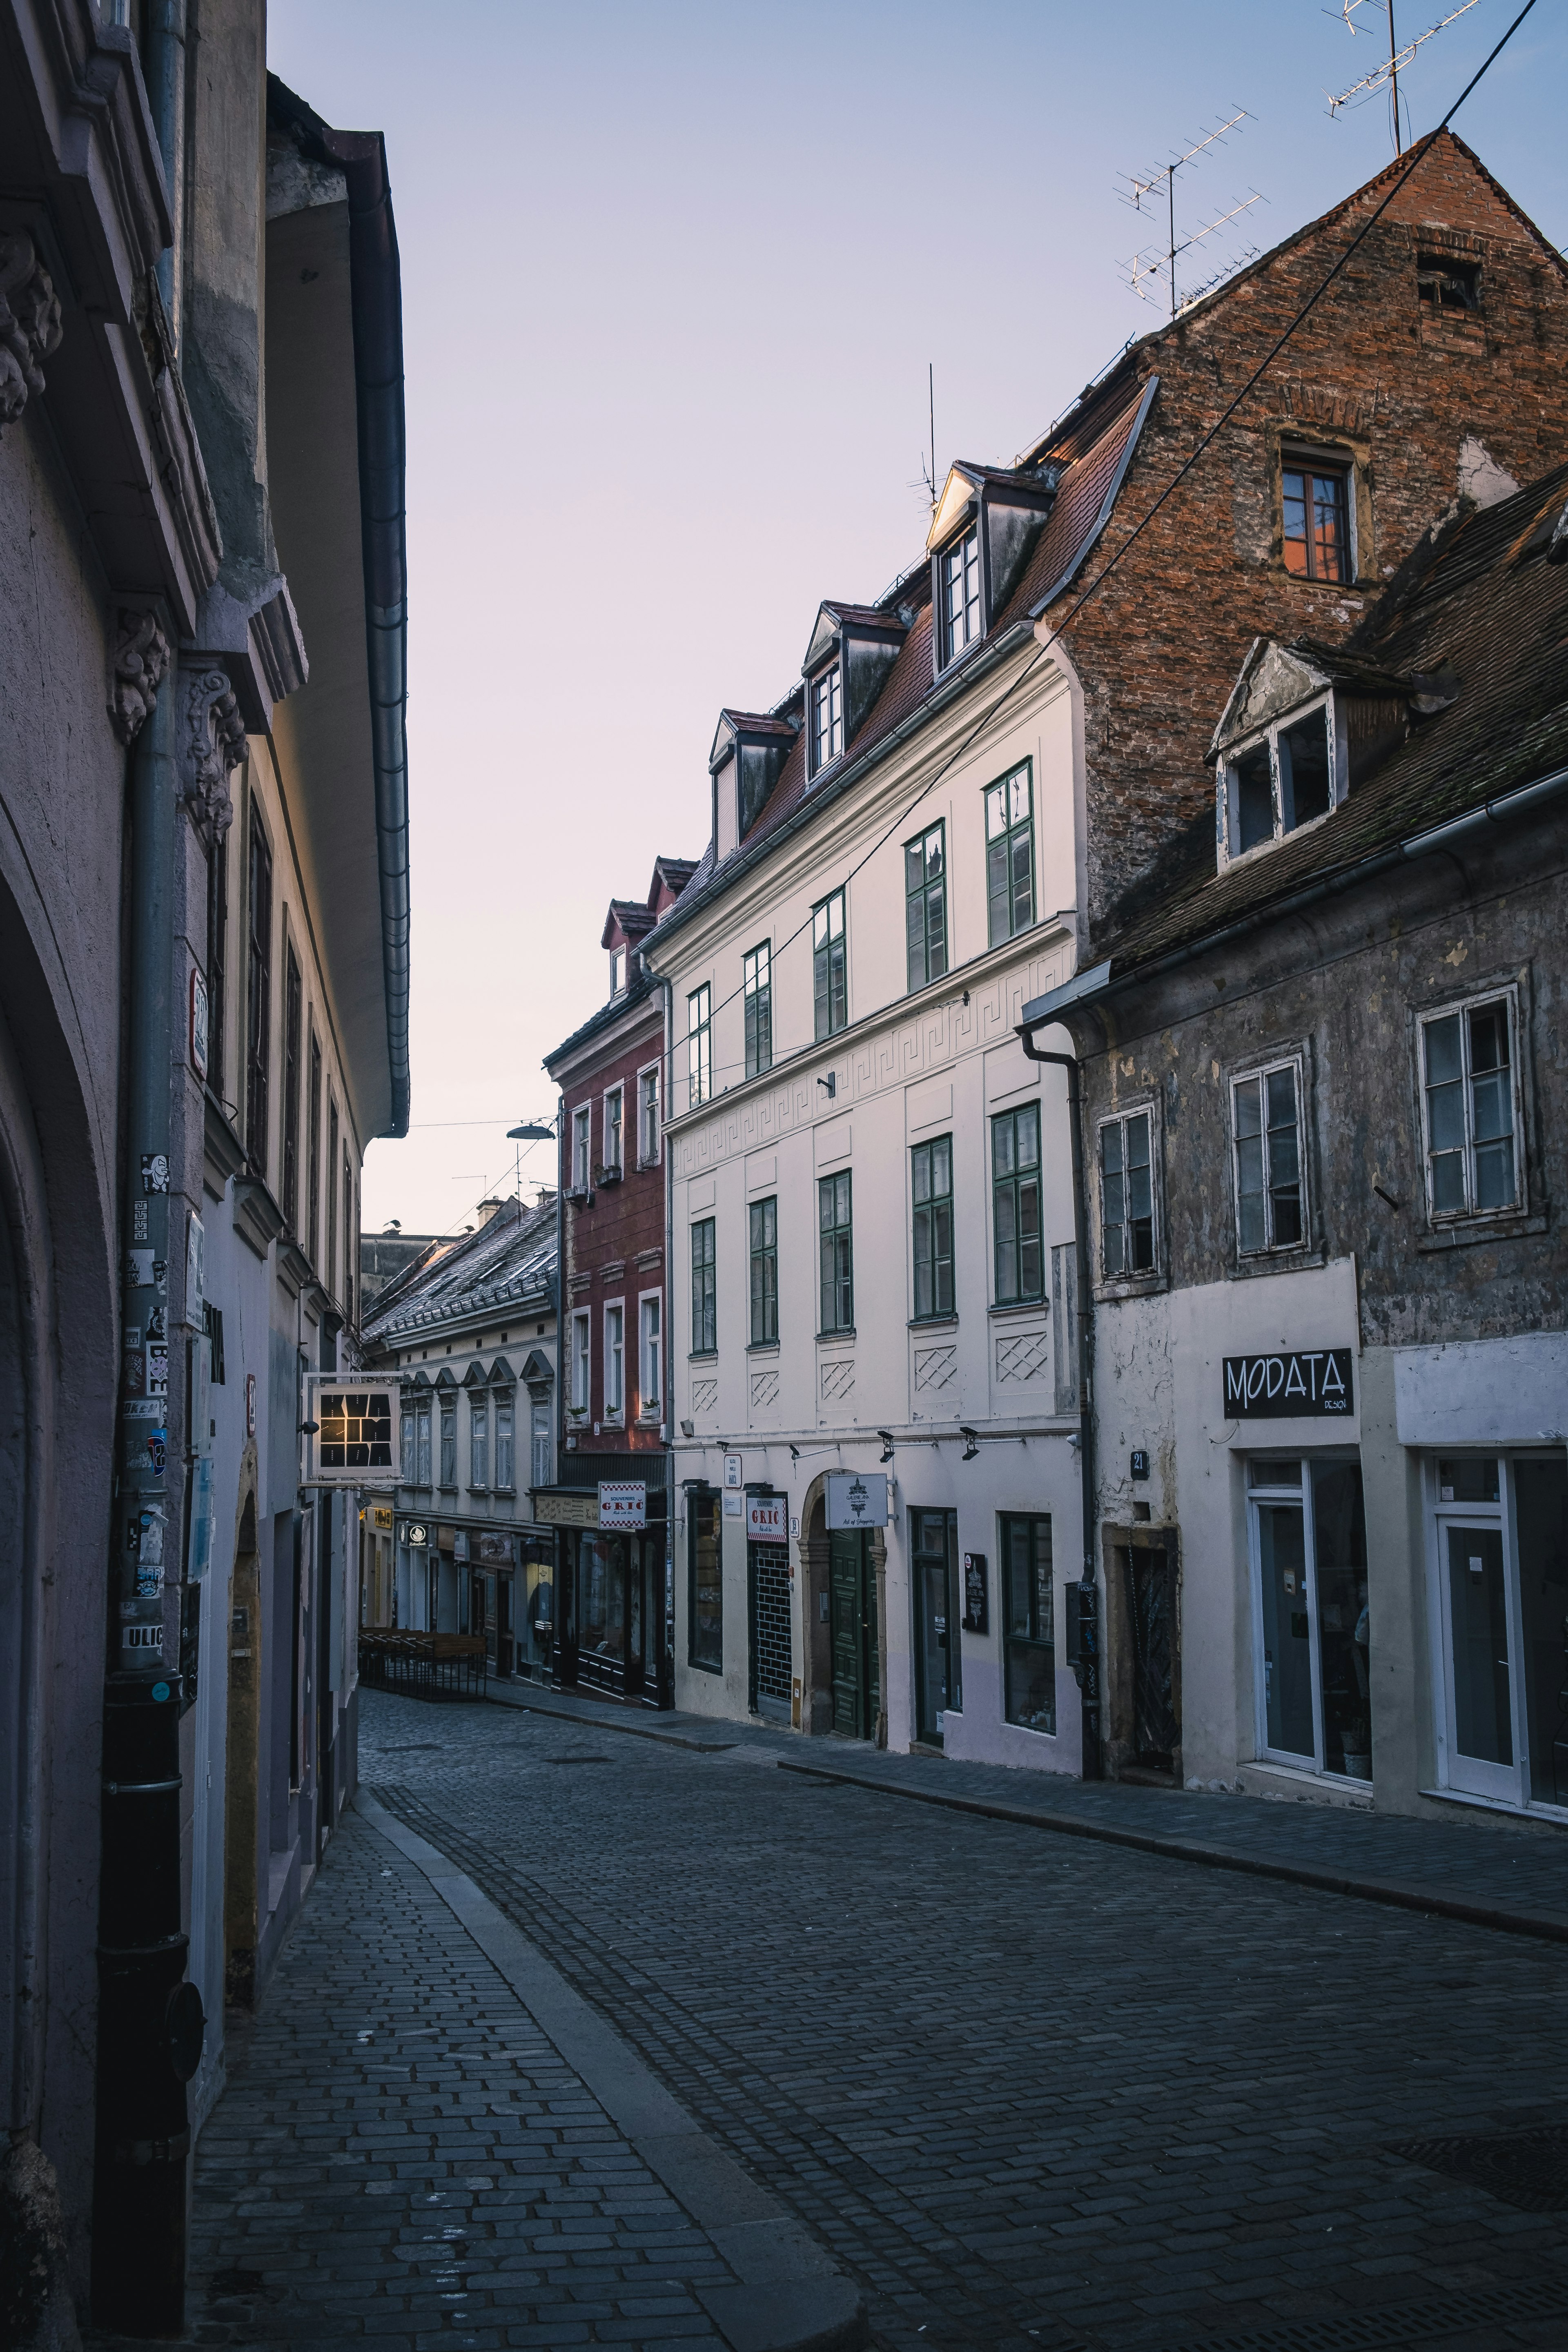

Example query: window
[1002,1514,1055,1735]
[688,983,712,1107]
[911,1136,954,1319]
[326,1098,339,1298]
[245,810,272,1174]
[609,946,626,996]
[439,1392,456,1486]
[1432,1451,1568,1811]
[639,1065,660,1165]
[639,1295,662,1413]
[985,763,1033,945]
[743,943,772,1078]
[688,1488,722,1672]
[1225,702,1334,858]
[992,1105,1042,1305]
[412,1395,432,1487]
[749,1196,777,1344]
[306,1032,321,1264]
[812,891,846,1040]
[530,1400,552,1489]
[604,1086,623,1172]
[1099,1110,1155,1279]
[811,663,844,773]
[1233,1060,1305,1254]
[1421,994,1519,1221]
[1283,458,1350,582]
[818,1172,853,1334]
[470,1391,489,1488]
[207,828,229,1104]
[572,1105,591,1191]
[940,527,981,666]
[282,949,301,1231]
[1417,251,1481,310]
[343,1151,355,1322]
[400,1397,414,1483]
[1251,1456,1370,1780]
[494,1392,514,1487]
[905,823,947,992]
[691,1218,716,1353]
[605,1304,624,1416]
[571,1310,590,1411]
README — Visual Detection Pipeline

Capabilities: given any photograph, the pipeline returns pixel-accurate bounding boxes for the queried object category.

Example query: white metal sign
[826,1471,888,1530]
[746,1494,787,1544]
[302,1374,399,1486]
[723,1452,743,1488]
[599,1479,647,1530]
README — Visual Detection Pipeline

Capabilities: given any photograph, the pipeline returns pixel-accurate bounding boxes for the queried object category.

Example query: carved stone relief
[0,232,64,432]
[108,610,172,746]
[177,666,247,837]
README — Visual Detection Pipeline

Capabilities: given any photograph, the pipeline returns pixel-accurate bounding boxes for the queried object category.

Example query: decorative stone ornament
[0,230,64,431]
[177,665,246,837]
[109,609,172,744]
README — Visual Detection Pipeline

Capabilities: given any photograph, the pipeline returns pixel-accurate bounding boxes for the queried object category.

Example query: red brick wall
[558,1000,667,1451]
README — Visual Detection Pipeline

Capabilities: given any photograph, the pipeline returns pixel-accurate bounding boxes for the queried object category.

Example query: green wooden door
[830,1530,875,1738]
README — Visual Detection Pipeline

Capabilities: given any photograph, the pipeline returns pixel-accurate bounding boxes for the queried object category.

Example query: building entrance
[1250,1455,1370,1781]
[830,1529,877,1740]
[748,1539,791,1720]
[570,1529,665,1702]
[911,1508,959,1746]
[1432,1452,1568,1810]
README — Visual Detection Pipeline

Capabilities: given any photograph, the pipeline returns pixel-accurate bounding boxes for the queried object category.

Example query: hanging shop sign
[535,1491,600,1529]
[370,1505,394,1532]
[1223,1348,1354,1419]
[300,1372,399,1485]
[826,1471,888,1530]
[746,1493,787,1544]
[600,1480,647,1530]
[399,1519,430,1548]
[474,1530,516,1566]
[962,1551,989,1634]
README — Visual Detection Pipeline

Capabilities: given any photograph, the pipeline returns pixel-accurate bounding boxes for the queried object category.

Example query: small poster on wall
[962,1551,988,1634]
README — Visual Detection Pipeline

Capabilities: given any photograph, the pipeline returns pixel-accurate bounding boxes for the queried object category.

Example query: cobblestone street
[148,1688,1568,2352]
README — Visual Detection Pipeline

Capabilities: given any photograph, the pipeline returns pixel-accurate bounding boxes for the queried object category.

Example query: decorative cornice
[0,232,64,433]
[109,609,172,746]
[177,664,246,837]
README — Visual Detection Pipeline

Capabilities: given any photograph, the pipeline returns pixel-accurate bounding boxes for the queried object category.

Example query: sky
[265,0,1567,1241]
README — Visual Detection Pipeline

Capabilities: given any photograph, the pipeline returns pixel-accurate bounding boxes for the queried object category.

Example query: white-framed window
[1098,1107,1157,1279]
[1219,697,1339,864]
[639,1292,662,1416]
[438,1391,457,1486]
[811,663,844,773]
[1250,1454,1372,1780]
[1232,1056,1307,1255]
[638,1063,661,1165]
[530,1399,552,1489]
[493,1391,514,1488]
[604,1303,624,1417]
[940,527,981,666]
[572,1105,591,1191]
[570,1310,590,1412]
[469,1391,489,1488]
[688,983,712,1108]
[609,945,626,997]
[1419,989,1521,1223]
[604,1084,623,1172]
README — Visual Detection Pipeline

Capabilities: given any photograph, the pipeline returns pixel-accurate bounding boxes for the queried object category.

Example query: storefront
[535,1472,672,1706]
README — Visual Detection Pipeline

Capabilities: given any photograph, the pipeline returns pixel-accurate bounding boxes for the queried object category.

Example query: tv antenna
[1325,1,1481,154]
[915,362,938,510]
[1117,109,1265,321]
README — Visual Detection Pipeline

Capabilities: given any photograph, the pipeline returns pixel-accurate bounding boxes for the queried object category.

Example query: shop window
[905,823,947,992]
[992,1103,1042,1305]
[688,982,712,1107]
[749,1197,777,1344]
[1250,1456,1370,1780]
[1232,1058,1306,1254]
[818,1171,853,1334]
[812,891,846,1040]
[1419,991,1521,1222]
[1432,1452,1568,1811]
[1002,1514,1055,1735]
[1099,1108,1155,1278]
[911,1136,954,1319]
[691,1218,716,1354]
[688,1488,723,1672]
[1282,457,1350,581]
[985,762,1033,945]
[744,942,772,1078]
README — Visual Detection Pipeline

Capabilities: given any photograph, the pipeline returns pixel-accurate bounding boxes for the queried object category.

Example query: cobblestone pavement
[364,1688,1568,2352]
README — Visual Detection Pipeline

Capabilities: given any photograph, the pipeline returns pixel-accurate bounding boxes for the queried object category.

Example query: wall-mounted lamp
[788,1443,800,1461]
[877,1429,895,1464]
[960,1425,979,1463]
[817,1072,836,1098]
[298,1419,319,1436]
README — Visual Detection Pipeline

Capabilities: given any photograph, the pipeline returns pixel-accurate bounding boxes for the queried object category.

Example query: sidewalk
[483,1677,1568,1940]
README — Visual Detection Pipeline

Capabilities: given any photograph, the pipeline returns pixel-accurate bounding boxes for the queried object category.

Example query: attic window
[940,528,982,666]
[811,664,843,775]
[609,947,626,997]
[1222,700,1336,862]
[1417,252,1481,311]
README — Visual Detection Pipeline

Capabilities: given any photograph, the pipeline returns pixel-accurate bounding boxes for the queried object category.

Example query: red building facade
[540,858,694,1699]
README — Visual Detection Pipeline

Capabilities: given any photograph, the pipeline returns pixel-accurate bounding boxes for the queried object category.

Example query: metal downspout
[148,0,187,347]
[1021,1031,1101,1780]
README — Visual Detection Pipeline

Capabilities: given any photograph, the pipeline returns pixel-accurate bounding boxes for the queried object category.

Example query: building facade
[541,862,695,1704]
[1022,467,1568,1824]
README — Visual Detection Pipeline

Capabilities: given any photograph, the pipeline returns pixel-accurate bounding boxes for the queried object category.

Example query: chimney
[476,1196,508,1225]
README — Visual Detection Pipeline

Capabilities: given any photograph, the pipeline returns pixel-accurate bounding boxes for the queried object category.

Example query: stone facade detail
[108,610,173,746]
[913,1343,957,1394]
[820,1359,855,1401]
[690,1377,718,1414]
[995,1332,1050,1384]
[750,1369,779,1409]
[0,231,63,431]
[177,666,247,835]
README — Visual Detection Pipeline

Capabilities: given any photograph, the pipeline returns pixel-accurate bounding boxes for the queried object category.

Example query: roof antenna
[914,363,938,511]
[1325,1,1480,157]
[1117,109,1263,322]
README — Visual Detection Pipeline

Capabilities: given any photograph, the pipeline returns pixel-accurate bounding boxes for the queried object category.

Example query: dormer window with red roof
[926,460,1059,677]
[811,663,844,775]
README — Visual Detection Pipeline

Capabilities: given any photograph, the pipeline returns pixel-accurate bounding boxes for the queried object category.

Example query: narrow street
[138,1688,1568,2352]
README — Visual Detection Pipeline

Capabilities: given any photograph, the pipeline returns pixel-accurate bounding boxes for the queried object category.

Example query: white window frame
[492,1388,515,1489]
[609,945,626,997]
[688,983,712,1109]
[638,1289,662,1419]
[468,1388,489,1490]
[1217,692,1344,868]
[572,1105,591,1192]
[940,526,982,667]
[604,1300,625,1421]
[1096,1104,1160,1285]
[1416,985,1524,1227]
[570,1309,590,1414]
[603,1083,624,1173]
[811,662,844,773]
[637,1061,661,1166]
[530,1397,552,1490]
[1247,1453,1363,1780]
[1230,1052,1309,1258]
[438,1389,457,1487]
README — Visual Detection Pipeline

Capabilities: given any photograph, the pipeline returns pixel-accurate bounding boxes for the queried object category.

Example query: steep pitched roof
[361,1194,558,1346]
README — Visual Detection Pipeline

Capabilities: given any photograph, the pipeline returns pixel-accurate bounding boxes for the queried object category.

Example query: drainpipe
[1020,1029,1101,1780]
[146,1,188,350]
[92,654,203,2334]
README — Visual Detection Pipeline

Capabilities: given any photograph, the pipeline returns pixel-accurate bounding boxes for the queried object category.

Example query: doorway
[224,1492,261,2006]
[911,1508,959,1746]
[1250,1455,1370,1780]
[1123,1543,1178,1773]
[830,1529,877,1739]
[747,1537,791,1720]
[1432,1452,1568,1809]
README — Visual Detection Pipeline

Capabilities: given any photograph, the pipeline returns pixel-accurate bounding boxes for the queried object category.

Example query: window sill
[1093,1270,1168,1303]
[1226,1247,1327,1281]
[988,1300,1047,1321]
[688,1350,718,1363]
[437,1484,459,1495]
[1417,1208,1547,1253]
[746,1341,780,1356]
[815,1329,856,1345]
[909,1315,958,1332]
[686,1657,724,1677]
[469,1485,489,1496]
[492,1486,517,1497]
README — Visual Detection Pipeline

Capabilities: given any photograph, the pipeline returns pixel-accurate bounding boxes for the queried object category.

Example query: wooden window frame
[817,1171,853,1336]
[749,1195,778,1345]
[991,1104,1043,1307]
[904,821,948,993]
[911,1134,954,1321]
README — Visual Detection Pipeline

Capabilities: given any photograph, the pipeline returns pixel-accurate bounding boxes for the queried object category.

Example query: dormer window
[609,947,626,997]
[1223,699,1336,860]
[811,664,843,774]
[940,528,982,666]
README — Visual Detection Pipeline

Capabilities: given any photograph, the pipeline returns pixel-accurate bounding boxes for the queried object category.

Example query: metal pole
[1389,1,1403,154]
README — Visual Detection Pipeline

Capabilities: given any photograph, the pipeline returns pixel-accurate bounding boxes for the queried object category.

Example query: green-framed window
[818,1171,853,1334]
[985,761,1034,945]
[1001,1513,1054,1735]
[813,890,846,1040]
[904,822,947,993]
[749,1196,777,1344]
[911,1136,953,1320]
[743,942,772,1078]
[991,1103,1042,1305]
[691,1216,716,1353]
[688,982,712,1107]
